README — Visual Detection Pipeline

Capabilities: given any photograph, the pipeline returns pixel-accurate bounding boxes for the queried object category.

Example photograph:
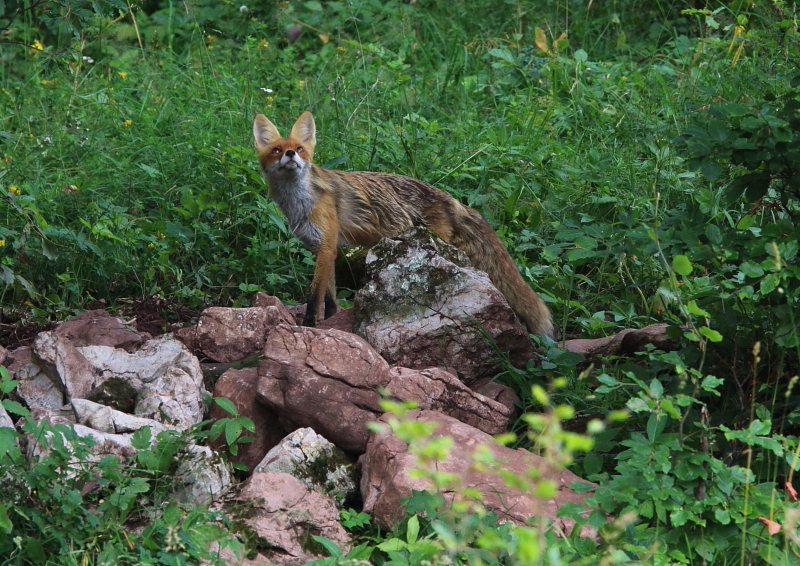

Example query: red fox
[252,111,554,337]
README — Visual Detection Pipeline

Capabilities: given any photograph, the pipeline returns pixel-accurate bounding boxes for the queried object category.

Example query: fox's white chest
[268,174,322,248]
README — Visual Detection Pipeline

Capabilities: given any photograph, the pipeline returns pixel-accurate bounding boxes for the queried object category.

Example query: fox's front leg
[303,192,338,327]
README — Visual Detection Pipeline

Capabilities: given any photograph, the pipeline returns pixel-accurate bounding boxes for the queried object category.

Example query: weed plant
[2,0,800,564]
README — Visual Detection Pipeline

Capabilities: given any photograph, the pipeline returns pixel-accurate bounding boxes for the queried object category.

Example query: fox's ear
[290,111,316,148]
[253,114,282,152]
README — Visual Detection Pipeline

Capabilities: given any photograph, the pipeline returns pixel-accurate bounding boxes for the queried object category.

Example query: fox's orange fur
[253,111,554,337]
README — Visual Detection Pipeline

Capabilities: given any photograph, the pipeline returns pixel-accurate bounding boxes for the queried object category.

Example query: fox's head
[253,111,316,179]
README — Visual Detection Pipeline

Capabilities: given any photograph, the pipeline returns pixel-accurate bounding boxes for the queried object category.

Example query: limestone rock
[386,367,513,435]
[32,331,99,400]
[77,335,206,430]
[234,472,350,565]
[564,323,677,359]
[71,398,171,435]
[254,428,358,508]
[256,325,389,453]
[174,444,233,507]
[353,228,534,383]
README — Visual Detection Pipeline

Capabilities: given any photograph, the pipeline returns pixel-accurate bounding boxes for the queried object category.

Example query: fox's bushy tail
[448,206,554,338]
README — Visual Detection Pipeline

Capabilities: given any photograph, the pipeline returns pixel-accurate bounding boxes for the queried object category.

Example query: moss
[354,227,471,327]
[84,377,137,413]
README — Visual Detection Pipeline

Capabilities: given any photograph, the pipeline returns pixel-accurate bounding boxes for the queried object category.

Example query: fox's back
[311,166,464,247]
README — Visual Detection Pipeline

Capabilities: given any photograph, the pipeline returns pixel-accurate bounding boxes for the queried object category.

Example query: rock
[196,304,294,363]
[353,228,534,384]
[360,410,597,538]
[254,428,358,508]
[77,335,206,430]
[258,325,516,453]
[174,444,232,507]
[32,331,99,399]
[249,293,295,323]
[470,377,520,418]
[316,307,354,332]
[257,325,389,453]
[0,402,13,430]
[386,367,513,435]
[71,398,171,435]
[54,309,151,352]
[15,360,65,412]
[0,344,7,366]
[210,367,286,472]
[26,407,136,463]
[3,346,32,376]
[563,323,677,359]
[234,472,350,565]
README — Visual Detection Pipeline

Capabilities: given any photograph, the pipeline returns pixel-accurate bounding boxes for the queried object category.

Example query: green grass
[2,0,800,564]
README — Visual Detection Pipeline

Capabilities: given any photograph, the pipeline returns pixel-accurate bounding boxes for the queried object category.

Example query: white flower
[260,88,273,93]
[82,56,94,63]
[239,5,248,12]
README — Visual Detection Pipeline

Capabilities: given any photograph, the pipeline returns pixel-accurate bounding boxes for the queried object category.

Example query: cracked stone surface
[195,305,294,362]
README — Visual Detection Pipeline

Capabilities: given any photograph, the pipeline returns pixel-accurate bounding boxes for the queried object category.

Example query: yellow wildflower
[8,185,21,194]
[257,39,269,48]
[297,80,305,88]
[206,35,216,42]
[337,46,346,53]
[40,79,56,86]
[122,119,132,127]
[264,96,273,102]
[117,71,128,78]
[30,39,43,54]
[0,239,5,246]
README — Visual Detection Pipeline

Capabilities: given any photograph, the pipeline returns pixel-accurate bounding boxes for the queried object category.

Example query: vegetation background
[1,0,799,564]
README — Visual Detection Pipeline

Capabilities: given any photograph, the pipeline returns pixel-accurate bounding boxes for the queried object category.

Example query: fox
[252,111,554,338]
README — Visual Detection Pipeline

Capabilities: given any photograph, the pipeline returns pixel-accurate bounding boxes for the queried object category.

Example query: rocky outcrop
[353,228,534,383]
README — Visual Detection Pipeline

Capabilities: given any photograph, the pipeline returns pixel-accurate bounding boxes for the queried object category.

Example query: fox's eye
[296,147,304,153]
[271,147,281,154]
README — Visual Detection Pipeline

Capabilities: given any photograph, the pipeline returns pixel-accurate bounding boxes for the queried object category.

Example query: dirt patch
[0,296,202,351]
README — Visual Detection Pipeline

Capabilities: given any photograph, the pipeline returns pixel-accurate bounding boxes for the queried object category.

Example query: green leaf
[739,261,764,278]
[647,413,667,443]
[1,399,29,417]
[213,397,238,417]
[574,49,588,62]
[760,273,780,295]
[686,300,710,317]
[406,514,420,545]
[672,255,693,276]
[131,426,152,450]
[698,326,723,342]
[699,158,722,181]
[660,399,681,419]
[224,419,243,446]
[0,503,11,533]
[311,536,342,557]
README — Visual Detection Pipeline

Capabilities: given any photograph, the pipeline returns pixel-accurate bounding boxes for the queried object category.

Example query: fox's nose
[285,149,295,158]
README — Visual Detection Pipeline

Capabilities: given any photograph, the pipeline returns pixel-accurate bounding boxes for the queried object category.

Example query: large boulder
[360,410,597,538]
[77,335,206,430]
[353,228,534,384]
[257,325,514,453]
